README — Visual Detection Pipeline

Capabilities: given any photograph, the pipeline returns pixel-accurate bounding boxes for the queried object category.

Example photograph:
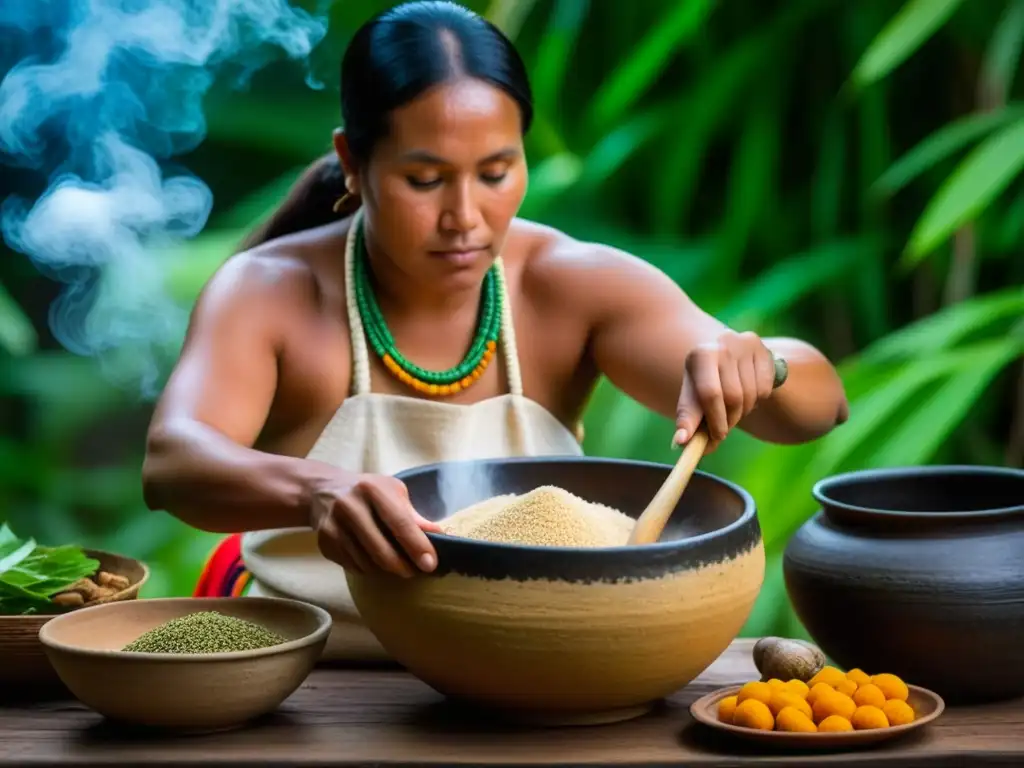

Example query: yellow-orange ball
[813,690,856,724]
[776,706,817,732]
[846,668,872,687]
[871,673,909,702]
[768,690,812,720]
[718,695,738,723]
[853,683,887,709]
[733,699,774,730]
[806,682,835,707]
[737,681,773,706]
[882,699,915,726]
[851,705,889,730]
[785,679,810,698]
[818,715,854,732]
[809,666,847,688]
[835,679,858,697]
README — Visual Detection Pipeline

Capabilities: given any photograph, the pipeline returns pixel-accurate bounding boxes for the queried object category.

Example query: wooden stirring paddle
[627,353,789,545]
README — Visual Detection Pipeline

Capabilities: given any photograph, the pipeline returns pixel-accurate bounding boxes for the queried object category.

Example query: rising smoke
[0,0,328,396]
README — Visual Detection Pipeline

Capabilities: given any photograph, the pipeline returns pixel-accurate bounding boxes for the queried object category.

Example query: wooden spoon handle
[627,427,710,545]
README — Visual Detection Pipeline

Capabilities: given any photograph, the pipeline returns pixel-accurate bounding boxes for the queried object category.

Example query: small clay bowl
[784,465,1024,703]
[0,548,148,697]
[347,456,766,726]
[38,596,331,732]
[690,684,944,749]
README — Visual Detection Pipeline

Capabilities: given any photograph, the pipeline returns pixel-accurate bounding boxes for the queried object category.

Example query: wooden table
[2,639,1022,767]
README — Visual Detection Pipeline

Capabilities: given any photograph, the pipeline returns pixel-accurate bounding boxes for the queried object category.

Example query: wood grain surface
[2,639,1022,767]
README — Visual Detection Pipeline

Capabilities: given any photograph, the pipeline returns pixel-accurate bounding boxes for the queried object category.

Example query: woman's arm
[143,247,441,576]
[142,252,328,533]
[539,240,849,446]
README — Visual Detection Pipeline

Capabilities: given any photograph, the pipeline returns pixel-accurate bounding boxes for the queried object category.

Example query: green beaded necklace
[352,218,503,397]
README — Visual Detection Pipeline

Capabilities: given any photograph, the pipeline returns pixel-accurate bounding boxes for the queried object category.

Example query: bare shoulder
[510,219,687,320]
[190,220,348,334]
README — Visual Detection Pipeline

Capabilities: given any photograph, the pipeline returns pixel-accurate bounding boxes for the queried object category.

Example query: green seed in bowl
[121,610,285,654]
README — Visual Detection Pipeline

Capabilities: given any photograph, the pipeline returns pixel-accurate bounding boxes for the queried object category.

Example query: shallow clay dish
[784,464,1024,703]
[0,548,148,695]
[347,456,766,726]
[38,596,331,732]
[690,684,944,749]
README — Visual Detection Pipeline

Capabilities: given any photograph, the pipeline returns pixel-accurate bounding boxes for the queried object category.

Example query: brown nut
[753,637,826,683]
[51,592,85,608]
[95,571,130,590]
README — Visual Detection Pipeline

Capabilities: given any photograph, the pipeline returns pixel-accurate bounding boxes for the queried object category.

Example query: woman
[142,0,849,660]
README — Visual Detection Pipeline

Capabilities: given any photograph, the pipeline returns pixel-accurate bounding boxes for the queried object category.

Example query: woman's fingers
[693,356,728,442]
[736,353,759,424]
[718,355,746,431]
[343,491,416,578]
[362,478,438,573]
[674,373,703,445]
[315,516,367,574]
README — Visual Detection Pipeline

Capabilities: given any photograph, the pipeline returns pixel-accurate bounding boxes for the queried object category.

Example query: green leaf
[585,0,713,132]
[811,108,847,239]
[531,0,589,119]
[485,0,540,40]
[0,281,38,356]
[717,238,875,328]
[856,286,1024,363]
[652,0,824,233]
[981,0,1024,104]
[0,580,53,616]
[851,0,965,89]
[866,342,1022,467]
[2,545,99,597]
[904,118,1024,262]
[713,87,782,281]
[873,107,1024,197]
[215,166,307,230]
[576,107,671,191]
[651,41,765,233]
[518,152,583,218]
[203,93,334,157]
[0,537,36,574]
[0,524,99,614]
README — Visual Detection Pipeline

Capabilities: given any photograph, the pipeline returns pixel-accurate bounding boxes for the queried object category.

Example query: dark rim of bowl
[811,464,1024,520]
[407,456,759,555]
[36,596,334,662]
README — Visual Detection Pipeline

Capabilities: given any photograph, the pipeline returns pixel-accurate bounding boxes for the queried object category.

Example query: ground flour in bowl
[440,486,635,547]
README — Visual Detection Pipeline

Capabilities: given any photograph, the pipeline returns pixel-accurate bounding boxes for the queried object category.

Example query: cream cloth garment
[241,210,584,661]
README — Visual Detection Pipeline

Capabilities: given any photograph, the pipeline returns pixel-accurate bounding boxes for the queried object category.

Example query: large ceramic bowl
[0,549,149,697]
[346,456,765,726]
[784,464,1024,704]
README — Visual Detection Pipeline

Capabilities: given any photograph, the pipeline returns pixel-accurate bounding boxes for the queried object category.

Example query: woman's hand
[674,330,780,453]
[308,471,443,578]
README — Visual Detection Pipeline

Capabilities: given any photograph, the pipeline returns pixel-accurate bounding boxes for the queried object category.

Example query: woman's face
[337,77,528,291]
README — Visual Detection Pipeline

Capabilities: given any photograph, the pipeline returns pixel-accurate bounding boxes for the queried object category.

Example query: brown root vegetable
[753,637,826,683]
[95,571,130,591]
[51,592,85,608]
[62,577,115,604]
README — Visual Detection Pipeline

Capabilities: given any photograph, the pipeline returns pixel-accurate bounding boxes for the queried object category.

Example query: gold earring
[332,192,353,213]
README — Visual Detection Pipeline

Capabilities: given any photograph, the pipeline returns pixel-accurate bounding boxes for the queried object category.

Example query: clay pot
[0,549,149,698]
[347,456,765,726]
[784,465,1024,704]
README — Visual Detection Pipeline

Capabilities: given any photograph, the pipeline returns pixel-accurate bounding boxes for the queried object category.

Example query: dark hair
[241,1,533,251]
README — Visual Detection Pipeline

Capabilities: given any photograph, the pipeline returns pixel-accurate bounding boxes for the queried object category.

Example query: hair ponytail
[239,153,358,251]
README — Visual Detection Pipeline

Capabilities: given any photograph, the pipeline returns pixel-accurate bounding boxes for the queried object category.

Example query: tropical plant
[0,0,1020,627]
